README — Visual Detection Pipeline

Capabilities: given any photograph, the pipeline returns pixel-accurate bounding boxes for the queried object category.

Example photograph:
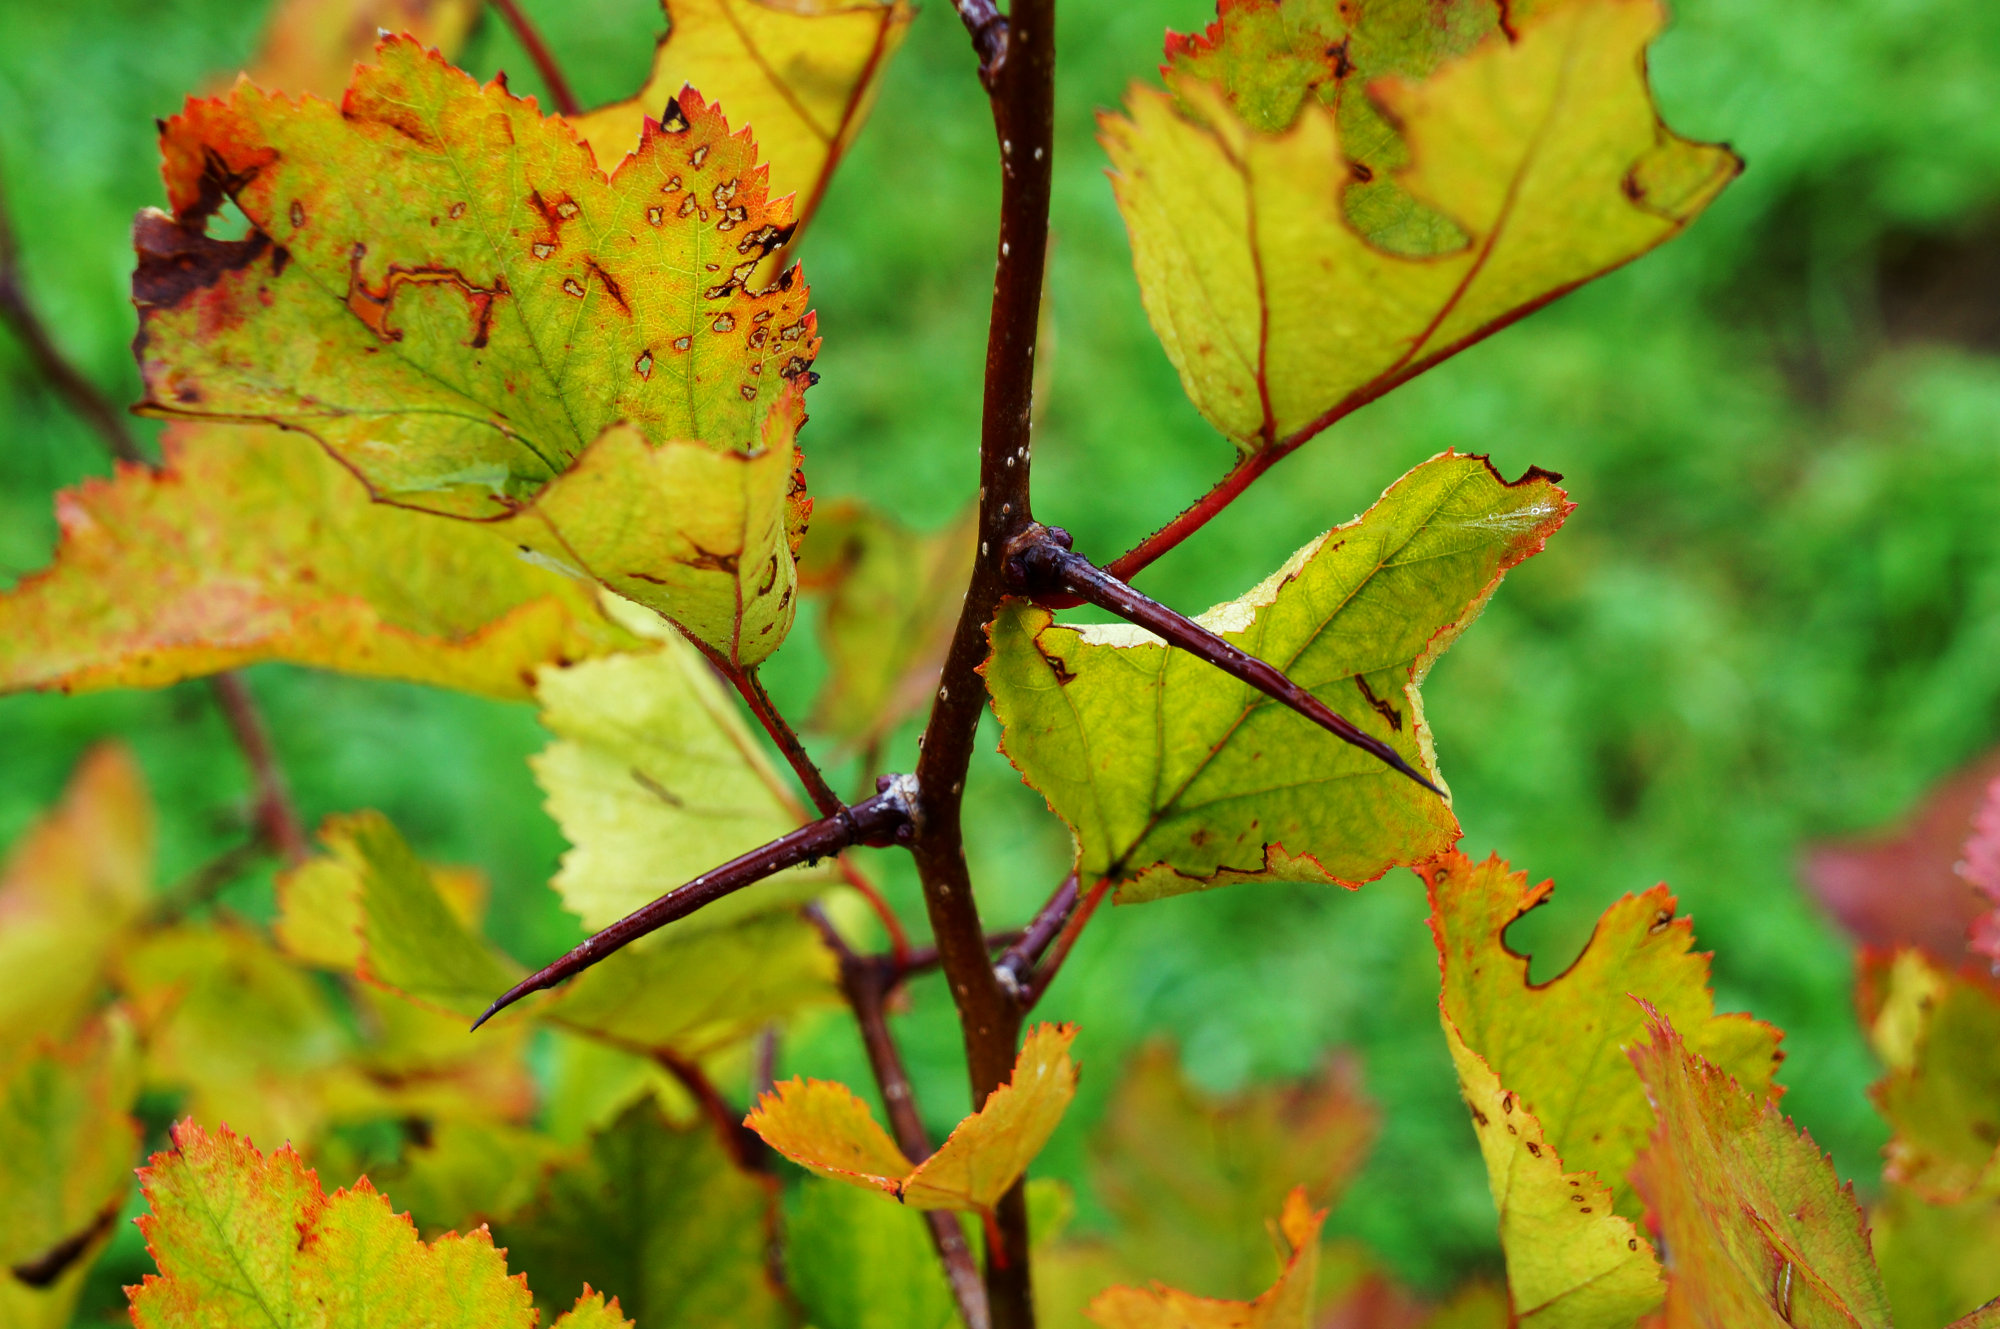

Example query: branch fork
[1001,524,1444,795]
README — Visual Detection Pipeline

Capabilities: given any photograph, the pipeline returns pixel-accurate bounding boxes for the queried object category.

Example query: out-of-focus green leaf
[0,1015,140,1329]
[1860,948,2000,1201]
[1086,1187,1323,1329]
[1873,1184,2000,1329]
[533,635,836,933]
[573,0,914,249]
[0,425,641,699]
[134,40,817,662]
[496,1100,789,1329]
[797,499,974,749]
[375,1119,581,1238]
[127,1119,626,1328]
[987,454,1567,899]
[0,745,152,1063]
[785,1177,959,1329]
[1104,0,1737,451]
[1628,1005,1893,1329]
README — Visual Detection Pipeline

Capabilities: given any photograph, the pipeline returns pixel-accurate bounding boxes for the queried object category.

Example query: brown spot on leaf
[634,350,654,379]
[562,277,585,298]
[133,209,272,309]
[289,200,305,227]
[659,98,689,133]
[1354,675,1403,731]
[712,313,736,333]
[690,144,710,168]
[685,544,740,575]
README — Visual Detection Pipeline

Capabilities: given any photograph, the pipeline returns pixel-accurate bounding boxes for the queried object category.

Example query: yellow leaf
[240,0,484,99]
[0,745,153,1063]
[1102,0,1737,451]
[1861,948,2000,1202]
[1086,1187,1324,1329]
[1423,850,1784,1326]
[748,1023,1080,1211]
[574,0,914,251]
[0,425,640,698]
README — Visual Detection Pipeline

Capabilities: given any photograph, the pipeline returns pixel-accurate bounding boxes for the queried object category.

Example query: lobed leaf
[798,499,977,749]
[495,1100,788,1329]
[0,1017,140,1329]
[0,745,153,1063]
[748,1022,1080,1212]
[533,636,837,933]
[573,0,914,251]
[1085,1187,1324,1329]
[1627,1005,1892,1329]
[785,1178,962,1329]
[1103,0,1737,452]
[135,40,819,663]
[1860,948,2000,1202]
[986,453,1567,899]
[128,1119,625,1329]
[1424,850,1782,1327]
[0,425,641,699]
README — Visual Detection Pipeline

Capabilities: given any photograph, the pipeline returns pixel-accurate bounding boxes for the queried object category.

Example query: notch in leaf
[471,778,917,1030]
[1002,524,1440,795]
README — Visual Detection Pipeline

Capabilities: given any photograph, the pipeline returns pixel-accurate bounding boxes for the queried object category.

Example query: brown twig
[805,907,990,1329]
[473,779,918,1028]
[954,0,1008,86]
[208,673,312,864]
[996,873,1078,994]
[488,0,581,116]
[731,666,845,819]
[1004,526,1443,796]
[653,1046,769,1172]
[0,172,312,866]
[910,0,1057,1320]
[149,838,271,925]
[1019,879,1109,1010]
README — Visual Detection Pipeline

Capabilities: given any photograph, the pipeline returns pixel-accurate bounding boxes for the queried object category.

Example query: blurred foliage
[1,0,1997,1311]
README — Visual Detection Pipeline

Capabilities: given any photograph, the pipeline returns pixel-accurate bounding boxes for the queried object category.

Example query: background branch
[488,0,581,116]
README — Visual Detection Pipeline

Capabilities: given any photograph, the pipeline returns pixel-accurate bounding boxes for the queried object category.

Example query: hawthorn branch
[955,0,1008,86]
[730,667,845,819]
[472,778,918,1028]
[1003,524,1444,796]
[995,873,1078,995]
[488,0,582,116]
[1018,879,1109,1011]
[806,907,991,1329]
[913,0,1057,1320]
[0,173,310,865]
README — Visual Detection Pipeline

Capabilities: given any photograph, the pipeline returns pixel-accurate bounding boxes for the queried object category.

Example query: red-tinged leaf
[1086,1187,1324,1329]
[748,1023,1080,1212]
[1858,947,2000,1203]
[129,1119,618,1328]
[1800,748,2000,964]
[1627,1004,1894,1329]
[134,39,818,664]
[0,424,642,699]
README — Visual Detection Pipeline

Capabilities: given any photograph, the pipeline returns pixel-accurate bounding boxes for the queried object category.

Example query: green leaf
[797,499,976,749]
[1103,0,1737,451]
[135,39,818,663]
[128,1119,624,1328]
[573,0,915,246]
[749,1022,1080,1212]
[1873,1184,2000,1329]
[1424,850,1784,1327]
[533,636,837,933]
[0,424,641,699]
[374,1119,581,1238]
[1861,948,2000,1202]
[496,1100,790,1329]
[785,1178,960,1329]
[1086,1041,1375,1301]
[0,745,153,1063]
[0,1016,140,1329]
[1628,1005,1894,1329]
[1086,1188,1323,1329]
[986,453,1567,898]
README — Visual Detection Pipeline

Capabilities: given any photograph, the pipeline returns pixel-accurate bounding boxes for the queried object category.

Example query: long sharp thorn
[470,781,918,1031]
[1029,541,1445,798]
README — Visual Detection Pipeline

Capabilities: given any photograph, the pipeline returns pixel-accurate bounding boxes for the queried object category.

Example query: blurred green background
[3,0,1998,1307]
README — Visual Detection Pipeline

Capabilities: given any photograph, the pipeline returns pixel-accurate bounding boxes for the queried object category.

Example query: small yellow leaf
[574,0,914,250]
[1085,1187,1324,1328]
[748,1023,1080,1211]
